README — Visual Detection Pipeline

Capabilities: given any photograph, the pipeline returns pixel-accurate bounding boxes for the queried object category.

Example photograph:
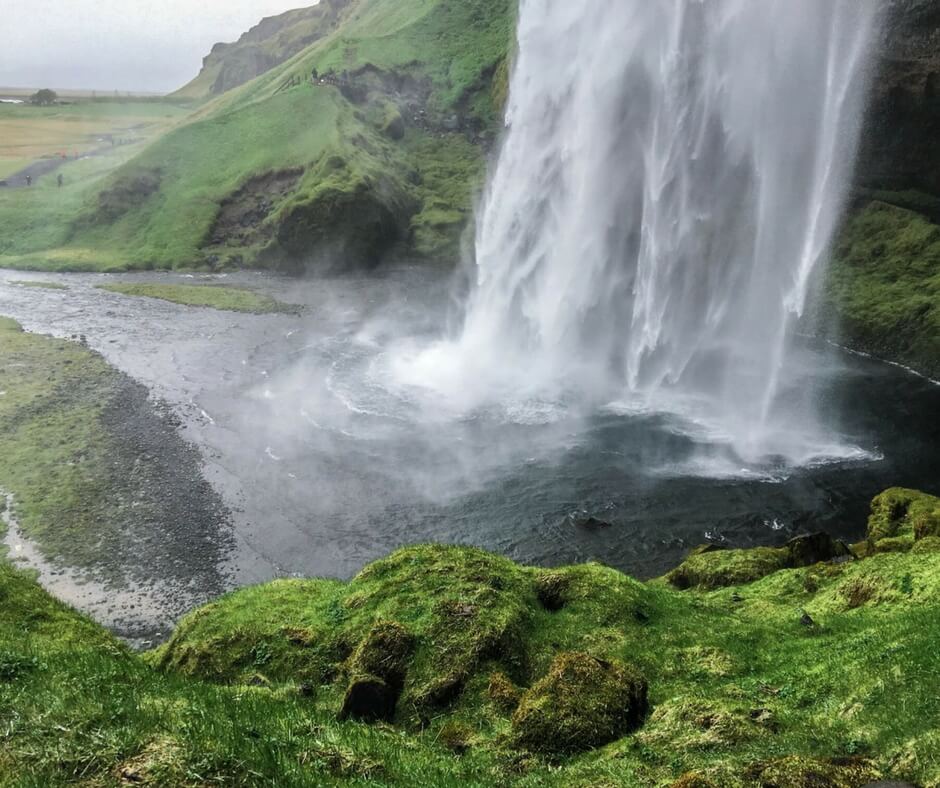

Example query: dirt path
[0,142,126,187]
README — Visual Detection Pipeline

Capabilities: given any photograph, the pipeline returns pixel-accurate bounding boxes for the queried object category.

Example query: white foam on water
[391,0,882,472]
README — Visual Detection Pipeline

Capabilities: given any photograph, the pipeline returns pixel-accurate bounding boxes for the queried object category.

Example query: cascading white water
[394,0,881,467]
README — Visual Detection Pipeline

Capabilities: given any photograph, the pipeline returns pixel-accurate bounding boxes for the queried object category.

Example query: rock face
[858,1,940,196]
[175,1,352,98]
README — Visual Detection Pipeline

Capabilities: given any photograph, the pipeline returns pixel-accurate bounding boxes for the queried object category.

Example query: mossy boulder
[786,533,852,567]
[346,620,414,686]
[666,547,790,590]
[868,488,940,540]
[744,756,881,787]
[511,652,648,755]
[667,533,852,590]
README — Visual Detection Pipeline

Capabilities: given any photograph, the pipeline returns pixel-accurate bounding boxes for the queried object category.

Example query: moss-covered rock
[667,533,853,591]
[347,620,414,687]
[666,547,791,590]
[786,533,852,567]
[868,488,938,540]
[744,756,881,787]
[511,652,648,755]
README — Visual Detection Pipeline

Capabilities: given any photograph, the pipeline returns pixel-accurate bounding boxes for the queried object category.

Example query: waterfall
[394,0,880,467]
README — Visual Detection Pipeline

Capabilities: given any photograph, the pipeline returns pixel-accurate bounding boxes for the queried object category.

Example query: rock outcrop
[858,1,940,196]
[174,0,353,99]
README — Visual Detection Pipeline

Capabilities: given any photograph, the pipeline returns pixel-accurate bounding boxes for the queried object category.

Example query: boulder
[511,652,648,755]
[786,533,852,567]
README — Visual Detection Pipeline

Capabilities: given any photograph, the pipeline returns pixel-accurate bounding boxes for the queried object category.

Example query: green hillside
[3,490,940,785]
[0,0,513,273]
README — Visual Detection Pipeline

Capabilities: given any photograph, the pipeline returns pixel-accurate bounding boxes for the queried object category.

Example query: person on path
[25,174,32,187]
[57,174,63,188]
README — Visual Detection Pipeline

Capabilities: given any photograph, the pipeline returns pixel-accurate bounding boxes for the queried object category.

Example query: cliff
[173,1,354,100]
[823,0,940,379]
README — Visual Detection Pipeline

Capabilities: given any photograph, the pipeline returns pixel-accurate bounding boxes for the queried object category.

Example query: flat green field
[98,282,297,313]
[0,101,189,171]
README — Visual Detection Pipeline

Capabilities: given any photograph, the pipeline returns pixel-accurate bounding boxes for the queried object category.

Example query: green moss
[639,697,764,751]
[9,280,68,290]
[6,487,940,784]
[511,652,648,756]
[666,546,790,590]
[744,756,881,787]
[151,576,346,684]
[485,671,520,714]
[666,533,852,591]
[669,773,720,788]
[868,487,940,542]
[827,200,940,378]
[97,282,296,313]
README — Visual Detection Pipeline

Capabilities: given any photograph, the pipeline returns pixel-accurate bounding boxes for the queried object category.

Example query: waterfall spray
[394,0,880,467]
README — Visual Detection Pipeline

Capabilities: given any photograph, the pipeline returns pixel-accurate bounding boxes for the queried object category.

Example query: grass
[0,158,30,179]
[97,282,296,314]
[0,100,189,177]
[827,200,940,378]
[0,316,227,584]
[0,317,126,568]
[0,0,514,273]
[9,280,68,290]
[2,490,940,785]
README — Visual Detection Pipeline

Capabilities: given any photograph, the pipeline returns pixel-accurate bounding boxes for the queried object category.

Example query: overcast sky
[1,1,314,93]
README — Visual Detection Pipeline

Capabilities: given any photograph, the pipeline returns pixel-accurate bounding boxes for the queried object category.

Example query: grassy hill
[2,490,940,785]
[0,0,513,273]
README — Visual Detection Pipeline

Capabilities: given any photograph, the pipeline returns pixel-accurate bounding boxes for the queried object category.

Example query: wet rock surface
[860,1,940,196]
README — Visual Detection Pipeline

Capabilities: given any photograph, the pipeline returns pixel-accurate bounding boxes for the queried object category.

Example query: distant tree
[30,88,58,106]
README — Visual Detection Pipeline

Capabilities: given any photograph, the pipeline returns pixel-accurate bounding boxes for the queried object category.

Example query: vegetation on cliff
[825,199,940,378]
[2,482,939,785]
[174,1,353,100]
[0,0,512,273]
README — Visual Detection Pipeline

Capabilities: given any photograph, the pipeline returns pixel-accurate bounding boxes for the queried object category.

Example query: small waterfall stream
[395,0,881,468]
